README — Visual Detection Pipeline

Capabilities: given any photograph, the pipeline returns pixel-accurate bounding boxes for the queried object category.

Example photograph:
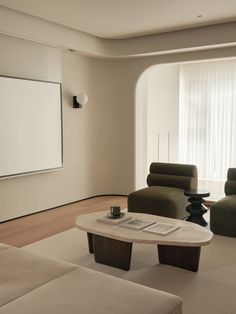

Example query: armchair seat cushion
[128,186,188,219]
[210,195,236,237]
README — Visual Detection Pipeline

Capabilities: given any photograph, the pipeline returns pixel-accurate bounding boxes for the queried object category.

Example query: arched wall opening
[135,57,236,201]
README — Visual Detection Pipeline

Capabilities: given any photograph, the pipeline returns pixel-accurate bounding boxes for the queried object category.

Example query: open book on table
[120,219,155,230]
[143,222,180,235]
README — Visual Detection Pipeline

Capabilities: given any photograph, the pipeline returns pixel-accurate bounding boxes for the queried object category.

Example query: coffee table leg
[87,233,94,253]
[92,234,133,271]
[158,245,201,272]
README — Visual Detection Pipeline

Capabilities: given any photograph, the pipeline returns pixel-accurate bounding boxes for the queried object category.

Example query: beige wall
[134,64,180,189]
[0,36,137,221]
[0,12,236,220]
[147,64,180,164]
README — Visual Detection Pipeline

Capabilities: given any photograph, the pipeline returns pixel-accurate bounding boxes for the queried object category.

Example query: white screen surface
[0,76,62,178]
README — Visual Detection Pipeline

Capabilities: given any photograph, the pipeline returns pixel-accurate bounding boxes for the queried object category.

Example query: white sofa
[0,243,183,314]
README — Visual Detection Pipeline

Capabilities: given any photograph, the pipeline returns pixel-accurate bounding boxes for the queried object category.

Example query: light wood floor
[0,195,127,248]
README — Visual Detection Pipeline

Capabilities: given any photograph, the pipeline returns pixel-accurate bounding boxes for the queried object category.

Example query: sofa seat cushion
[128,186,188,219]
[0,245,77,307]
[0,266,182,314]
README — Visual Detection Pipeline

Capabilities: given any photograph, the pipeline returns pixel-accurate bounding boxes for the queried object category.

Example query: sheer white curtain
[179,59,236,180]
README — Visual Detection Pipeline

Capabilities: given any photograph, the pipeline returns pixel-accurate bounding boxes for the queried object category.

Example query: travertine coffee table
[76,211,213,271]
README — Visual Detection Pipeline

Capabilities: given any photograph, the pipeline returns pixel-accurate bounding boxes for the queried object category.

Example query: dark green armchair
[128,162,198,219]
[210,168,236,237]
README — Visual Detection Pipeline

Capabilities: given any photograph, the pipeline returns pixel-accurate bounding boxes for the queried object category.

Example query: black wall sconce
[73,94,88,108]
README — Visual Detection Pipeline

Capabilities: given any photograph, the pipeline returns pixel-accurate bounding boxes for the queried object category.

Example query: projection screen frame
[0,75,63,179]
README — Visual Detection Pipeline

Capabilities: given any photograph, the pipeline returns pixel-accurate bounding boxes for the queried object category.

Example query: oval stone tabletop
[76,211,213,247]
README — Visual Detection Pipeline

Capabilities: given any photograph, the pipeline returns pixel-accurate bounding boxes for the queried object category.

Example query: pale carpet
[24,227,236,314]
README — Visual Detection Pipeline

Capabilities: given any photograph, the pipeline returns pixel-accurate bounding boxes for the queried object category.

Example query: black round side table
[184,190,210,226]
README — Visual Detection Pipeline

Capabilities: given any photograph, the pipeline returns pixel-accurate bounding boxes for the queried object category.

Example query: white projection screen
[0,76,63,178]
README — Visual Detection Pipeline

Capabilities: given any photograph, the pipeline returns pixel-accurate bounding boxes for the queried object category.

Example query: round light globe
[76,94,88,105]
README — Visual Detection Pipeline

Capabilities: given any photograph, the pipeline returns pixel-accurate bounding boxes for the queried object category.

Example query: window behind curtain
[179,59,236,180]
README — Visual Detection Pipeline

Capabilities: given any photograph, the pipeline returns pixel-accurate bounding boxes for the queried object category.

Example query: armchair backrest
[225,168,236,196]
[146,162,198,190]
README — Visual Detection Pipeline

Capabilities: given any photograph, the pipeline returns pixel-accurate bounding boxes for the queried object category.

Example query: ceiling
[0,0,236,39]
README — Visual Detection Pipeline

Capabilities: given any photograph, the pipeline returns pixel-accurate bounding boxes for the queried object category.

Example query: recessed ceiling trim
[0,6,236,59]
[0,0,236,39]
